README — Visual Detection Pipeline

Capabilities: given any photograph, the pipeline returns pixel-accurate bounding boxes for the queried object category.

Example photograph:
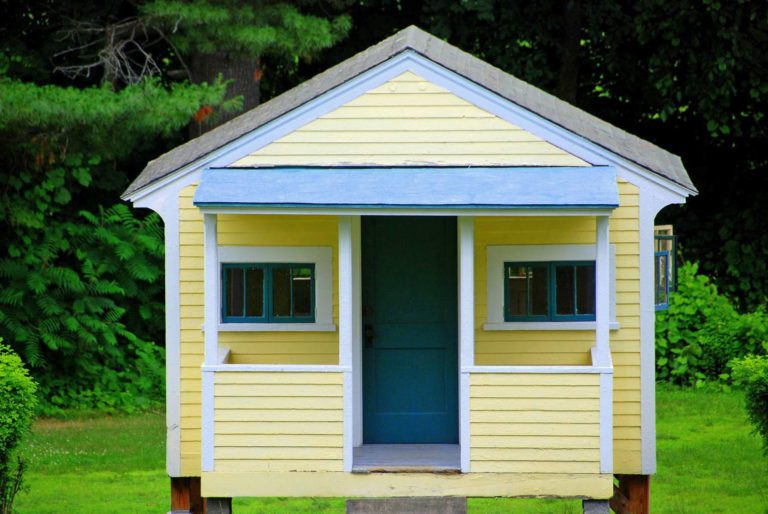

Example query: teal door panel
[362,216,458,444]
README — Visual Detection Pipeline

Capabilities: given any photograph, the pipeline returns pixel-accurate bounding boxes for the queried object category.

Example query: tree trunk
[557,0,581,104]
[190,53,262,136]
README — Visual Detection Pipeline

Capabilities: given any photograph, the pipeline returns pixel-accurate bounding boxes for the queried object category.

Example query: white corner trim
[217,323,336,332]
[483,321,620,331]
[133,188,183,478]
[218,245,334,327]
[201,369,214,472]
[351,216,363,450]
[202,364,350,373]
[485,244,617,324]
[600,371,614,473]
[639,189,686,475]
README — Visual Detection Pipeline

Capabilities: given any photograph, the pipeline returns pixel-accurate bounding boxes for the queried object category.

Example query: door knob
[364,324,374,348]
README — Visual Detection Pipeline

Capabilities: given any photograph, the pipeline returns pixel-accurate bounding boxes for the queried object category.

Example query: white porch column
[458,216,474,473]
[595,215,613,474]
[595,216,611,355]
[339,216,361,472]
[202,213,219,472]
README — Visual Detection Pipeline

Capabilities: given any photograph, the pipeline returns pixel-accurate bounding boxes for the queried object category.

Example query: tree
[0,0,351,412]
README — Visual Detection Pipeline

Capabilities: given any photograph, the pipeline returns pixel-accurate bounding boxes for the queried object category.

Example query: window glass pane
[292,267,313,317]
[244,268,264,317]
[225,268,244,317]
[529,265,548,316]
[272,267,292,318]
[506,265,528,316]
[555,265,575,315]
[576,264,595,315]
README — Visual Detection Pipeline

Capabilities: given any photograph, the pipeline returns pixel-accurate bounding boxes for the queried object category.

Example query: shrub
[656,262,768,386]
[731,351,768,455]
[0,339,37,513]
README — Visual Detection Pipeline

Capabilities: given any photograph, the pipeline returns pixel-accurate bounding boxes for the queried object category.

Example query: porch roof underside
[193,166,619,210]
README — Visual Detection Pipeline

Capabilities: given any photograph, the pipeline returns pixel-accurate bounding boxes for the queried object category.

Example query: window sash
[503,261,596,322]
[221,263,315,323]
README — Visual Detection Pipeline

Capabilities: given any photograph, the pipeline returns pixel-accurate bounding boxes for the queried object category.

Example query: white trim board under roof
[122,26,696,201]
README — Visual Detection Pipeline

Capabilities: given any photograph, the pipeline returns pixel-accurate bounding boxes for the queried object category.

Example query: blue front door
[362,216,458,443]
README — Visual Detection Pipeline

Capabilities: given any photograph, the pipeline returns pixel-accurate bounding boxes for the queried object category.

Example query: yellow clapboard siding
[278,130,542,143]
[471,436,599,449]
[471,410,600,424]
[215,372,343,385]
[216,384,342,397]
[216,434,342,448]
[470,373,601,474]
[215,447,342,460]
[470,385,600,399]
[216,397,343,410]
[472,422,599,437]
[474,353,590,366]
[235,154,585,167]
[470,461,601,474]
[239,141,576,156]
[230,72,587,168]
[227,354,339,365]
[472,447,598,462]
[215,460,343,472]
[216,421,343,435]
[215,409,342,423]
[212,371,343,472]
[470,373,600,387]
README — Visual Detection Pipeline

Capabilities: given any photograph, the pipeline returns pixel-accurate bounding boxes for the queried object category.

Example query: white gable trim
[125,51,693,204]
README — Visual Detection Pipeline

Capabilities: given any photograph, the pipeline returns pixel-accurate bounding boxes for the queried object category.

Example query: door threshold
[351,444,461,474]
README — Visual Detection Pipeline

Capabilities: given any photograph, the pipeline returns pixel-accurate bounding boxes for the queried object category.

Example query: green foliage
[732,352,768,456]
[0,340,37,514]
[142,0,352,58]
[655,262,768,386]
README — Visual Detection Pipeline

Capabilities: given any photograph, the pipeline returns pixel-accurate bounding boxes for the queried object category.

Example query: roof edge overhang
[122,26,695,203]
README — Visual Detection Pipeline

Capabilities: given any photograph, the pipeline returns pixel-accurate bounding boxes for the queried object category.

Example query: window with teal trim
[222,263,315,323]
[504,262,595,322]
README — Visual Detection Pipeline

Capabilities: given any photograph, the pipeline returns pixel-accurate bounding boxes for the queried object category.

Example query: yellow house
[122,27,695,514]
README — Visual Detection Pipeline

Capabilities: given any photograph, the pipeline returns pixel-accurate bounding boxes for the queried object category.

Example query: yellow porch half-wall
[179,184,339,475]
[473,180,641,473]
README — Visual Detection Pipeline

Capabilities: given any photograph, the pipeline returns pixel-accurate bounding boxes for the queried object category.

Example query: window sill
[217,323,336,332]
[483,321,620,331]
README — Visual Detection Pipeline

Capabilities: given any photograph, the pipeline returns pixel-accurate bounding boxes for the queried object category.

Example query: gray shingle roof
[122,26,695,199]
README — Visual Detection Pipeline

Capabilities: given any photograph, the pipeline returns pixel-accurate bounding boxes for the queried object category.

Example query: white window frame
[217,246,335,331]
[484,244,618,331]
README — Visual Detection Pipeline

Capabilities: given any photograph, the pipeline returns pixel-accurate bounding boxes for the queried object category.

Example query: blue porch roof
[193,166,619,210]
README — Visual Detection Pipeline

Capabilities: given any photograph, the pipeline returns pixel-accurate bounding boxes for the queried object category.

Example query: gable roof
[122,26,695,199]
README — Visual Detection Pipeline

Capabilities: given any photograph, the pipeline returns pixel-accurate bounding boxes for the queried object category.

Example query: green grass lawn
[14,388,768,513]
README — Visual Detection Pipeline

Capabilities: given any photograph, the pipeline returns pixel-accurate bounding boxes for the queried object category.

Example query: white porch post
[339,216,360,472]
[202,213,219,472]
[595,215,613,474]
[458,216,474,473]
[595,216,611,355]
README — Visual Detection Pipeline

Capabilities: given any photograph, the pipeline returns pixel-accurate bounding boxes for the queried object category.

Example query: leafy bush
[731,351,768,455]
[656,262,768,386]
[0,340,37,513]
